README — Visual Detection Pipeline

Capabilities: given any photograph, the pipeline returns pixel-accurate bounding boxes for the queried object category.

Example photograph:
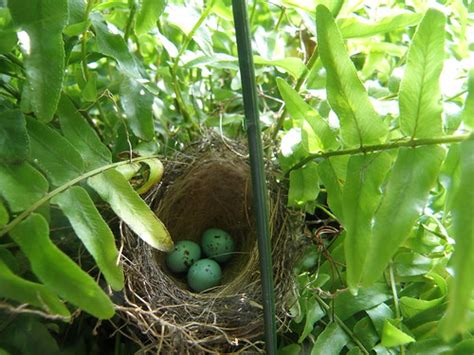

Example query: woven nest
[116,136,303,353]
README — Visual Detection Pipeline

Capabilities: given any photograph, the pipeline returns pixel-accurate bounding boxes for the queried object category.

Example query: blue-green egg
[187,259,222,292]
[201,228,235,263]
[165,240,201,273]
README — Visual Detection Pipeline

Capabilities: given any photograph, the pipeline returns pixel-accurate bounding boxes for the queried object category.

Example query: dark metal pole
[231,1,277,353]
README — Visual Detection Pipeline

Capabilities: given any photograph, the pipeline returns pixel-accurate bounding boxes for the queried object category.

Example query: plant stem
[314,293,370,355]
[0,156,160,238]
[271,45,320,139]
[124,0,137,42]
[389,263,405,355]
[169,0,215,131]
[286,132,473,175]
[232,0,277,353]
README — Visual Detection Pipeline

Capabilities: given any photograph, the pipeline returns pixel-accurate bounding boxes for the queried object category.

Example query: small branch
[314,293,370,355]
[286,132,473,175]
[0,156,161,238]
[0,302,71,322]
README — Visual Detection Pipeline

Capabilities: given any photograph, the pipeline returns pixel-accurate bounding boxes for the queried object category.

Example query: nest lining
[116,138,303,353]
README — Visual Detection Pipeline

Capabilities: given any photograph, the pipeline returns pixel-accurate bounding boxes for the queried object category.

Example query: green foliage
[0,0,472,352]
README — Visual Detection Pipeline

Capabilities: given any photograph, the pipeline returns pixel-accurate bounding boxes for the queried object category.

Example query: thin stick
[286,132,473,175]
[232,1,277,353]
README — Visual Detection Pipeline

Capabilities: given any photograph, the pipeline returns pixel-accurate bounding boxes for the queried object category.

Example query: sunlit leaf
[337,12,422,39]
[367,303,394,336]
[254,56,306,79]
[311,323,349,354]
[361,146,445,286]
[400,296,445,318]
[462,69,474,129]
[57,95,112,169]
[288,162,319,207]
[399,9,445,139]
[136,158,164,194]
[441,139,474,339]
[316,5,388,147]
[26,117,85,186]
[0,162,48,213]
[90,12,141,78]
[135,0,166,34]
[8,0,68,122]
[381,320,415,347]
[120,76,154,141]
[88,169,173,251]
[276,78,338,151]
[0,110,29,163]
[52,186,124,291]
[343,152,393,291]
[9,214,115,319]
[0,258,70,317]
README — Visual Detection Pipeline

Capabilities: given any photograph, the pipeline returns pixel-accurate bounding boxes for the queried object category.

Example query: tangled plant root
[116,137,303,353]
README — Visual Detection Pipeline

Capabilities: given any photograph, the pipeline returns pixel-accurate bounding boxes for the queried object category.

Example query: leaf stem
[124,0,137,42]
[0,156,160,238]
[286,132,473,175]
[314,293,370,355]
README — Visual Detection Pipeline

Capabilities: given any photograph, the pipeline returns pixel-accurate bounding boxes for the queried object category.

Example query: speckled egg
[187,259,222,292]
[165,240,201,273]
[201,228,235,263]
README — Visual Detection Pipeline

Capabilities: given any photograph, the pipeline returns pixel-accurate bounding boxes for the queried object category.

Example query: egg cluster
[165,228,236,292]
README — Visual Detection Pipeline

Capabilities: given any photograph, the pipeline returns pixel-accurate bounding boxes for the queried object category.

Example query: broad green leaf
[334,283,391,320]
[276,78,338,151]
[298,298,325,343]
[343,152,393,291]
[26,117,85,186]
[441,139,474,339]
[381,320,415,347]
[316,5,388,147]
[439,144,461,211]
[399,9,445,139]
[462,69,474,129]
[52,186,124,291]
[9,214,115,319]
[337,12,422,39]
[0,258,70,317]
[0,201,8,227]
[254,56,306,79]
[0,110,29,163]
[120,76,154,140]
[393,252,433,277]
[57,95,112,169]
[353,317,379,350]
[400,296,445,318]
[135,0,166,34]
[90,12,140,78]
[406,339,451,354]
[8,0,68,122]
[288,162,319,207]
[81,71,97,102]
[0,162,48,213]
[136,158,164,194]
[318,156,349,220]
[362,146,445,286]
[88,169,173,251]
[311,323,349,355]
[367,303,394,336]
[67,0,86,25]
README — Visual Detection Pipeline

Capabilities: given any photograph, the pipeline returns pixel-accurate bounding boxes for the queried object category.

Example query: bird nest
[115,137,303,353]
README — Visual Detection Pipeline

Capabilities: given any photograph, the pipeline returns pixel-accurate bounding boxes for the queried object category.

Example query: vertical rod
[231,1,277,353]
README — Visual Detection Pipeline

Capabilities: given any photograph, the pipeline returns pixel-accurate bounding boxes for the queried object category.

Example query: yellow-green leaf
[0,258,70,318]
[9,214,115,319]
[381,320,415,347]
[88,169,173,251]
[52,186,124,291]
